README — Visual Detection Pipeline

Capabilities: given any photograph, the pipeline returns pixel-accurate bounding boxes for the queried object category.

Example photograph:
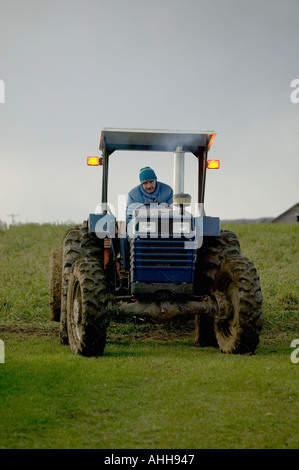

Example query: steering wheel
[133,202,169,215]
[134,202,168,210]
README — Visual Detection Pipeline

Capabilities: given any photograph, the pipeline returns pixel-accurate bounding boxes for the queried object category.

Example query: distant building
[272,203,299,223]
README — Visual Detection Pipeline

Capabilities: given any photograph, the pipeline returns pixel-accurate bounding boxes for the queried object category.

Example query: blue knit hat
[139,167,157,183]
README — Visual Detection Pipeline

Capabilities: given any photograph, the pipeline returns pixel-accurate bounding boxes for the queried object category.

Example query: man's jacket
[126,181,173,224]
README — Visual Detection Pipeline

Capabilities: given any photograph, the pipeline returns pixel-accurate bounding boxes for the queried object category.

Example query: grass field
[0,223,298,449]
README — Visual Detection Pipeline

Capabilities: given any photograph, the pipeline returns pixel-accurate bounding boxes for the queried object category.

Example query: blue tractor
[49,129,263,356]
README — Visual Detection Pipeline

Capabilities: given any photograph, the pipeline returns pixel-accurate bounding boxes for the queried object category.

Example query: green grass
[0,223,69,327]
[222,223,299,335]
[0,223,298,449]
[0,334,298,449]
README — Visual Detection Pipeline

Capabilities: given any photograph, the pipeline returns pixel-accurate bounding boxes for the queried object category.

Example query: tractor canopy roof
[99,128,216,155]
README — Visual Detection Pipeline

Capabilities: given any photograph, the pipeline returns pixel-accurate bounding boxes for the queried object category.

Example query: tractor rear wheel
[194,230,241,347]
[66,258,112,356]
[214,254,263,354]
[49,247,62,322]
[59,225,104,345]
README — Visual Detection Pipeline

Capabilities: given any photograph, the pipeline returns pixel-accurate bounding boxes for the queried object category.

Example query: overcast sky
[0,0,298,225]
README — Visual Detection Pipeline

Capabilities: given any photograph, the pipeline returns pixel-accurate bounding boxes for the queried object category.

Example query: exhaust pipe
[173,145,191,209]
[173,145,184,195]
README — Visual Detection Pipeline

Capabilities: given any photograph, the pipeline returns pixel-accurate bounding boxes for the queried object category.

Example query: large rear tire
[194,230,241,347]
[59,225,103,345]
[67,258,112,356]
[49,247,62,322]
[214,254,263,354]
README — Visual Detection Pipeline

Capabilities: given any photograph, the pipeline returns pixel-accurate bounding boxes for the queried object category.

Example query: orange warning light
[87,156,102,166]
[207,160,220,169]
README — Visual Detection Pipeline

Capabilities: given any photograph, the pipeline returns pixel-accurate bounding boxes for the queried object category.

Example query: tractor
[49,128,263,356]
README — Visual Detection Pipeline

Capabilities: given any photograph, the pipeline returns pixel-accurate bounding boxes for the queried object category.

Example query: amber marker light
[87,156,102,166]
[207,160,220,169]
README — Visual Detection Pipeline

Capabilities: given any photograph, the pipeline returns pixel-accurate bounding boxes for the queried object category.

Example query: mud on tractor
[49,129,263,356]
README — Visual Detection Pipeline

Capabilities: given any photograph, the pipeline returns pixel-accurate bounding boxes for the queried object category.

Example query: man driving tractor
[120,166,173,269]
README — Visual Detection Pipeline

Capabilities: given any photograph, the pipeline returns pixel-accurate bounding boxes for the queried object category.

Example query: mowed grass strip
[0,334,298,449]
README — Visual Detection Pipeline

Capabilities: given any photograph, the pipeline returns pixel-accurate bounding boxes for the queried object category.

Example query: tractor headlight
[138,221,157,233]
[173,221,191,234]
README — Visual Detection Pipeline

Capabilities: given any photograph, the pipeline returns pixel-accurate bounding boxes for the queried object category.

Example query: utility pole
[7,214,19,225]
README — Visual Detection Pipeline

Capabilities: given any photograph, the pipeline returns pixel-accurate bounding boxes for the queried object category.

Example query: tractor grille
[131,238,196,282]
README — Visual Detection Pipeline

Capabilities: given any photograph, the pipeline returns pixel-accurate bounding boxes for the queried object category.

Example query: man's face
[142,180,156,194]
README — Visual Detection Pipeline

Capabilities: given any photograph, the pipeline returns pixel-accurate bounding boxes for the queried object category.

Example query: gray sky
[0,0,298,225]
